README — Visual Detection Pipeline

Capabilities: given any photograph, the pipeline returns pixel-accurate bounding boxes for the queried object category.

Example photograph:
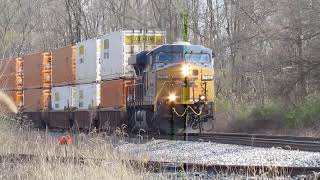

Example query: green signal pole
[182,12,188,42]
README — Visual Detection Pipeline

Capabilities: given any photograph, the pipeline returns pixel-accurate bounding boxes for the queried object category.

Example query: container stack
[15,57,23,106]
[100,79,133,109]
[99,29,165,109]
[0,58,17,105]
[51,46,76,110]
[75,38,101,83]
[23,52,52,111]
[0,29,166,112]
[74,38,101,109]
[100,29,165,80]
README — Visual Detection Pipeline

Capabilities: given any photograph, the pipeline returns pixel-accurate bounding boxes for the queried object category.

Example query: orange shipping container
[100,79,133,109]
[24,89,50,111]
[52,46,75,86]
[23,52,51,88]
[0,58,16,90]
[15,90,23,107]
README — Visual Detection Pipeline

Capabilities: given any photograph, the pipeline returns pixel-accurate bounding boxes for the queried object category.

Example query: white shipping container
[75,38,101,83]
[51,86,75,110]
[75,83,100,109]
[100,29,165,80]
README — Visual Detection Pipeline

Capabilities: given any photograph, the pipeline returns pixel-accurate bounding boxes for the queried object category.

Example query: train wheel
[129,109,149,132]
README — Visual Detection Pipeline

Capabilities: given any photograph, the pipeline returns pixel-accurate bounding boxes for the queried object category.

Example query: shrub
[284,95,320,128]
[215,96,233,113]
[231,100,284,132]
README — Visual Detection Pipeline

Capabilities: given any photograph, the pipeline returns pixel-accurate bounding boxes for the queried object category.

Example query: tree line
[0,0,319,107]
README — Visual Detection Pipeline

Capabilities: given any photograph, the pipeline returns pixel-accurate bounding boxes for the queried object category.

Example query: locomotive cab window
[185,53,211,64]
[155,52,182,63]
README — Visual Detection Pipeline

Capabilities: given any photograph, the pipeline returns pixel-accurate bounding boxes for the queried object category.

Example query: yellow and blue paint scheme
[156,63,215,105]
[127,42,215,133]
[152,43,215,106]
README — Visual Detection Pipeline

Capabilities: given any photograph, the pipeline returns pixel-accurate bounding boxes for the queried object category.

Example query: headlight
[202,75,213,81]
[168,93,177,102]
[200,95,206,101]
[181,64,190,77]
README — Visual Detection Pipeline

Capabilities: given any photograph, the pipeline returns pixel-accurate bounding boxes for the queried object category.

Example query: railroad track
[40,129,320,152]
[1,153,320,177]
[147,133,320,152]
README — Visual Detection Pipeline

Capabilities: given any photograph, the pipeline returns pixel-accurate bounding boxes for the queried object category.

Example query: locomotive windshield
[155,52,210,64]
[156,52,183,63]
[185,53,211,63]
[152,44,213,64]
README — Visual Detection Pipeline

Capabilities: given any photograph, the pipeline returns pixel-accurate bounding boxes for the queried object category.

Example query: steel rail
[0,153,319,177]
[148,133,320,152]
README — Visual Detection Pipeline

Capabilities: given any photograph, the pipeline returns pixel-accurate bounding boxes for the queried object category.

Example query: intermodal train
[0,29,215,134]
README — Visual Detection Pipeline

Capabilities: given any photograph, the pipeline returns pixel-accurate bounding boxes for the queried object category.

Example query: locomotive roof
[148,44,212,55]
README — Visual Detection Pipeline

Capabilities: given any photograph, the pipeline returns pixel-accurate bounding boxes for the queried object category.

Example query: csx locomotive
[128,42,215,133]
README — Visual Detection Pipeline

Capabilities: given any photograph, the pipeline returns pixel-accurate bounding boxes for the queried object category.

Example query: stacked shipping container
[75,39,101,83]
[74,38,101,110]
[0,59,16,107]
[75,83,100,109]
[0,58,17,103]
[0,58,24,106]
[52,46,76,86]
[23,52,52,111]
[51,86,75,110]
[100,29,165,80]
[99,29,165,109]
[51,46,76,111]
[100,79,134,109]
[0,58,16,90]
[0,29,165,112]
[15,57,23,106]
[71,29,165,110]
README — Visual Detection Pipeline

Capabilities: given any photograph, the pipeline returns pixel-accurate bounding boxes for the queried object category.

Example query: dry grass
[0,111,318,179]
[0,114,152,180]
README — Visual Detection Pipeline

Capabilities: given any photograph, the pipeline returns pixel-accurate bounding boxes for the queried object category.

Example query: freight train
[0,29,215,134]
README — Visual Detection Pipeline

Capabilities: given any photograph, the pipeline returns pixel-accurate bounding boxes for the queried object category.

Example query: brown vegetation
[0,114,149,180]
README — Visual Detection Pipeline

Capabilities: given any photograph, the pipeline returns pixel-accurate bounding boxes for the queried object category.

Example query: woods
[0,0,319,129]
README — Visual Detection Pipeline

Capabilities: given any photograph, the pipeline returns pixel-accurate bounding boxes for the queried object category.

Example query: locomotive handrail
[172,105,203,117]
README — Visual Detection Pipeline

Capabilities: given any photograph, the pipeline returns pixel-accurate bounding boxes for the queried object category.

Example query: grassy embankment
[0,115,153,180]
[215,94,320,136]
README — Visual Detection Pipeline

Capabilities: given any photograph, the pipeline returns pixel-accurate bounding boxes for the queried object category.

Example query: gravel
[116,139,320,167]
